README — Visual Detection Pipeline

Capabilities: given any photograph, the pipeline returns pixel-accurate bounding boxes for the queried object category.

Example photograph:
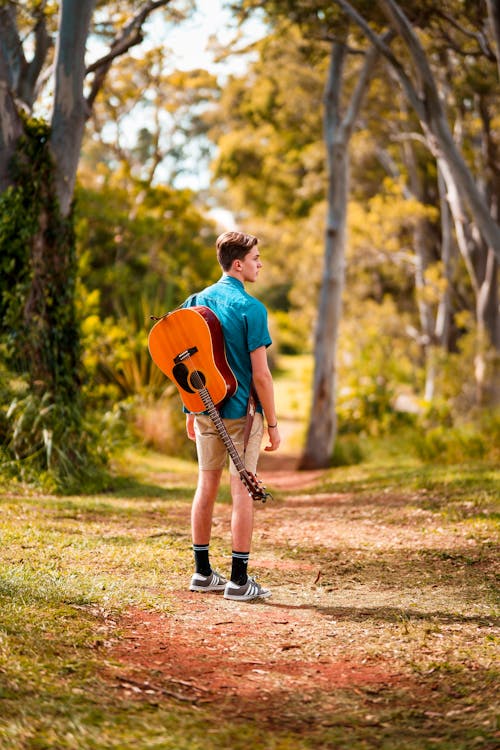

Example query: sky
[143,0,267,223]
[146,0,265,75]
[85,1,266,226]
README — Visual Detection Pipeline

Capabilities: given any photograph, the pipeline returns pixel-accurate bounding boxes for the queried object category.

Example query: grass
[1,444,498,749]
[0,352,498,748]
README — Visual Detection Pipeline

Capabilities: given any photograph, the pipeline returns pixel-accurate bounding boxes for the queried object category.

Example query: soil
[102,435,405,723]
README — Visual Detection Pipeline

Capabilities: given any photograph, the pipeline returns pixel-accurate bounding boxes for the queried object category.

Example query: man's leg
[228,475,254,585]
[225,475,270,599]
[191,468,222,547]
[224,415,271,600]
[189,468,227,592]
[230,474,254,553]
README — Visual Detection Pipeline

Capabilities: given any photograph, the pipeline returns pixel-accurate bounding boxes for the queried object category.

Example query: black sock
[231,551,250,586]
[193,544,211,576]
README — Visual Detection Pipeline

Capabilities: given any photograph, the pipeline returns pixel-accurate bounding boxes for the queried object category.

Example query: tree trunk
[475,249,499,404]
[300,39,380,469]
[487,0,500,82]
[335,0,500,261]
[22,203,80,400]
[51,0,95,216]
[435,167,455,351]
[0,0,175,482]
[0,42,23,191]
[300,155,348,469]
[300,43,347,470]
[15,0,95,398]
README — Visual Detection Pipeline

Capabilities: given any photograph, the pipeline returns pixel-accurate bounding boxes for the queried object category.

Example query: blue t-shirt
[182,274,272,418]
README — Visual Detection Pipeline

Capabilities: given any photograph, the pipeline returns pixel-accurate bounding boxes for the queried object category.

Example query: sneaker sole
[190,585,226,592]
[224,590,272,601]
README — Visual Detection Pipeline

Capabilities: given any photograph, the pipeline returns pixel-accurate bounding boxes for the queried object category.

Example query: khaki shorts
[194,413,264,475]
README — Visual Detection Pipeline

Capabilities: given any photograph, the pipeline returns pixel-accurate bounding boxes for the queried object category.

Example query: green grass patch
[0,436,498,748]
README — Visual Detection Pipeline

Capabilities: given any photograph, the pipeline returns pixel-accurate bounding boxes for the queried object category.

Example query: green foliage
[0,186,32,335]
[331,435,364,466]
[75,181,219,318]
[133,397,196,460]
[208,23,327,220]
[336,297,421,436]
[272,310,309,354]
[0,118,51,352]
[0,382,109,494]
[414,408,500,464]
[80,290,168,404]
[413,424,488,464]
[0,117,105,492]
[73,176,221,461]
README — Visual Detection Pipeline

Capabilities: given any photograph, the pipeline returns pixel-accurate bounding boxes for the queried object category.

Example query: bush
[1,386,110,493]
[414,424,487,463]
[133,395,196,460]
[331,435,364,466]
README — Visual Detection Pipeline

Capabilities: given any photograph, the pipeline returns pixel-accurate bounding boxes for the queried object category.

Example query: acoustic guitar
[148,305,271,503]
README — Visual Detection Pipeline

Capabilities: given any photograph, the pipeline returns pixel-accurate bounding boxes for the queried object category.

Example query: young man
[183,231,281,601]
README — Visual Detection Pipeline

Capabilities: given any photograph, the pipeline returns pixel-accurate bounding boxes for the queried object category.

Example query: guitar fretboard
[191,375,246,475]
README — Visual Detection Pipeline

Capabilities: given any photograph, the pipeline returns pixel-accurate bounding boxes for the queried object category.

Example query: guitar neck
[181,351,269,503]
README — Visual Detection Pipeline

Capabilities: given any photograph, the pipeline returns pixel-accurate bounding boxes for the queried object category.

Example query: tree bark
[334,0,500,261]
[435,167,455,351]
[487,0,500,81]
[0,41,23,191]
[300,39,380,469]
[51,0,95,216]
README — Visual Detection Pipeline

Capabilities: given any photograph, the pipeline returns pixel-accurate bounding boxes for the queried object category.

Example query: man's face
[238,247,262,283]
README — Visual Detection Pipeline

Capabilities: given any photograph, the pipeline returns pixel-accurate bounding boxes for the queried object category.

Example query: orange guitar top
[148,306,237,413]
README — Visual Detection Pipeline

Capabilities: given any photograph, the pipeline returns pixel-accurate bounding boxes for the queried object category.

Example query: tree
[86,48,219,188]
[300,36,385,468]
[334,0,500,403]
[224,1,392,466]
[0,0,185,483]
[209,1,498,466]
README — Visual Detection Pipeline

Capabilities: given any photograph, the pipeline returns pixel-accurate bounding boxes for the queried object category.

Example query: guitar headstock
[240,470,272,503]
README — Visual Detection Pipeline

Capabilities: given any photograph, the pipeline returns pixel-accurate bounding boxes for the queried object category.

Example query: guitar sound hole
[189,370,206,389]
[172,363,196,393]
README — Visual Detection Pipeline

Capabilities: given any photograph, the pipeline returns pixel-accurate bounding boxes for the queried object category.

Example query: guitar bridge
[174,346,198,364]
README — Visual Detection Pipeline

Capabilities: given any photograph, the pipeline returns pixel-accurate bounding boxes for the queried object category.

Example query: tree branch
[85,0,175,110]
[19,13,52,108]
[487,0,500,80]
[333,0,425,120]
[20,13,52,107]
[0,4,26,90]
[334,0,500,258]
[343,30,394,139]
[377,0,442,113]
[436,10,495,60]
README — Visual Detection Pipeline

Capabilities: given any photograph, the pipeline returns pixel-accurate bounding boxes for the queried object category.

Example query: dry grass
[0,441,498,749]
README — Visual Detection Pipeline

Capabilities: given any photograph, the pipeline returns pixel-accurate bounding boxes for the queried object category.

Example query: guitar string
[177,312,266,500]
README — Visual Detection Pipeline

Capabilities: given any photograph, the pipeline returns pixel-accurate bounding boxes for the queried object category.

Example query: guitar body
[148,306,237,413]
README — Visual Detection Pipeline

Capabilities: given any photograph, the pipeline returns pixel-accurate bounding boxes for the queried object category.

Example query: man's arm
[186,412,196,441]
[250,346,281,452]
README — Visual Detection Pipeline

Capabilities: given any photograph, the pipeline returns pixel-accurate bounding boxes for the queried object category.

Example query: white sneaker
[189,571,227,592]
[224,576,271,601]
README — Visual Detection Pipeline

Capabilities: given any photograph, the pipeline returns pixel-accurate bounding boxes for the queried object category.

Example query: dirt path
[103,440,406,722]
[100,420,498,749]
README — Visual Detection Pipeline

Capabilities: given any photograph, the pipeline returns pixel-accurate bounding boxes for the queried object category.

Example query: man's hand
[264,424,281,452]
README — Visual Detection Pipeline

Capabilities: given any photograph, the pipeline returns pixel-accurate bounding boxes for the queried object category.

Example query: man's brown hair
[216,231,258,271]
